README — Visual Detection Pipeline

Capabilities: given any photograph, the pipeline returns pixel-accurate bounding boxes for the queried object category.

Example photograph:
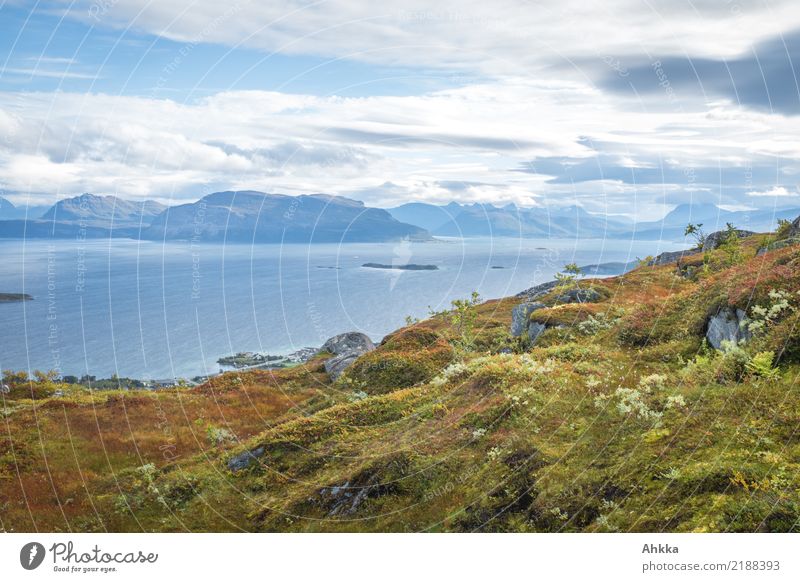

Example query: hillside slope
[2,220,799,532]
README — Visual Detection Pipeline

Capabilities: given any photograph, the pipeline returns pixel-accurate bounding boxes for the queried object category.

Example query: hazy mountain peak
[145,191,430,243]
[41,193,166,226]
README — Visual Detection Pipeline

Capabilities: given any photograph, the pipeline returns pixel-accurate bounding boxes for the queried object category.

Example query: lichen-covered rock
[515,280,559,300]
[702,229,756,252]
[309,453,410,517]
[757,237,800,256]
[647,248,701,266]
[320,332,376,380]
[527,321,547,344]
[321,332,375,356]
[227,446,266,472]
[555,287,601,304]
[790,215,800,236]
[511,302,544,337]
[706,307,751,350]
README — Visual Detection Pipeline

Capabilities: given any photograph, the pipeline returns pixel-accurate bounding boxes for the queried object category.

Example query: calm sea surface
[0,237,686,379]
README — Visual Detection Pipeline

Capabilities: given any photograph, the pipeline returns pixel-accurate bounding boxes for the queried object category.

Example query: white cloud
[2,67,99,80]
[2,77,800,215]
[64,0,800,74]
[747,186,797,198]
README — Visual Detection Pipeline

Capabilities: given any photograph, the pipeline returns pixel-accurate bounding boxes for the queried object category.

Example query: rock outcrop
[320,332,376,380]
[511,302,545,337]
[510,302,550,345]
[647,248,702,266]
[555,287,601,304]
[706,307,751,350]
[648,229,757,266]
[757,237,800,256]
[515,280,560,300]
[227,446,266,472]
[527,321,547,344]
[702,229,756,252]
[757,215,800,255]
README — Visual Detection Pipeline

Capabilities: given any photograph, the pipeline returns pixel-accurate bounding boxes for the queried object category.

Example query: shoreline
[0,258,648,388]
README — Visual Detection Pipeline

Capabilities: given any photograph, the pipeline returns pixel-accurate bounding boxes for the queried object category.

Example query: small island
[362,263,439,270]
[0,293,33,302]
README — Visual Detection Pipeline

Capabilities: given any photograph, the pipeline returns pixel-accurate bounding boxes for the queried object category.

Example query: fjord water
[0,237,686,379]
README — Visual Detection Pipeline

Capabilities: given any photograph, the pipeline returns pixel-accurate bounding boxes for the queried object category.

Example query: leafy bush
[206,425,236,446]
[576,311,620,335]
[745,351,780,380]
[428,292,482,352]
[681,341,750,385]
[748,289,797,335]
[776,218,793,239]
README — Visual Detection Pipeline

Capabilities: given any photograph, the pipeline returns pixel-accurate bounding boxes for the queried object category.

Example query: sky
[2,0,800,219]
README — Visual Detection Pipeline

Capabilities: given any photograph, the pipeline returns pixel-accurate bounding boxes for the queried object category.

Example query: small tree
[555,262,583,291]
[429,291,481,353]
[684,223,706,249]
[718,222,743,266]
[776,218,793,239]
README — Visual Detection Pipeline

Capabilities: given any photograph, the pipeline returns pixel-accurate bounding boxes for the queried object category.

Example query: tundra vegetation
[1,221,800,532]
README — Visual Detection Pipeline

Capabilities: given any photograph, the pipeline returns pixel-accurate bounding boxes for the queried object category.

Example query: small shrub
[685,222,706,249]
[681,341,750,385]
[428,292,482,352]
[206,425,236,447]
[576,311,619,335]
[748,289,797,335]
[745,351,780,380]
[776,218,793,239]
[717,223,744,266]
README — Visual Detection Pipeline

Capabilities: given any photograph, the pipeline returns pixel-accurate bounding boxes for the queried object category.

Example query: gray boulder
[320,332,376,380]
[515,280,560,300]
[511,302,545,337]
[555,287,601,304]
[757,236,800,256]
[790,215,800,237]
[706,307,751,350]
[702,229,756,252]
[321,332,375,355]
[527,321,547,344]
[227,446,266,472]
[647,248,702,266]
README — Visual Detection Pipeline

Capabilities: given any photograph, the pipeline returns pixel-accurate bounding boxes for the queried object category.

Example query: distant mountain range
[386,201,800,240]
[143,191,430,242]
[0,191,430,243]
[1,192,798,243]
[0,196,50,220]
[622,203,800,240]
[388,201,632,238]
